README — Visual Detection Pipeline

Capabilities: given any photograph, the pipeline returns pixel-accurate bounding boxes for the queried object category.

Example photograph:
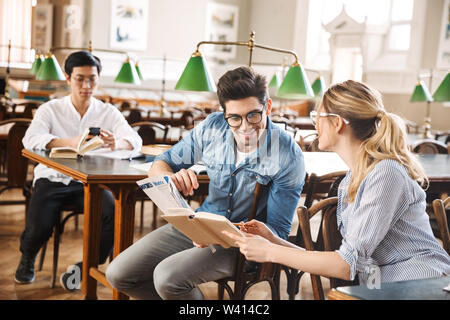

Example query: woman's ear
[334,116,346,134]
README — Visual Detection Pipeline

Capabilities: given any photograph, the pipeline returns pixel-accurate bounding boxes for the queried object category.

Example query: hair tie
[377,110,386,119]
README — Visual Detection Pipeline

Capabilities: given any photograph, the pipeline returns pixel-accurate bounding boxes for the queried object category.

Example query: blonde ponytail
[322,80,428,202]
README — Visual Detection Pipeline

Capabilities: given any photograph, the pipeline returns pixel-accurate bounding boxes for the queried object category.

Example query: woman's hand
[170,168,199,197]
[239,219,277,242]
[222,231,276,263]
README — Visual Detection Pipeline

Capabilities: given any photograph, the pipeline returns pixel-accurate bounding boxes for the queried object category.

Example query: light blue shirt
[337,159,450,284]
[155,112,306,239]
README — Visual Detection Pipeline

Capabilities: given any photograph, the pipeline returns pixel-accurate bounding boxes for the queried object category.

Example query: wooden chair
[283,171,347,300]
[432,197,450,255]
[37,206,83,288]
[215,183,281,300]
[0,119,32,214]
[126,109,143,125]
[412,139,448,154]
[131,121,170,230]
[297,197,358,299]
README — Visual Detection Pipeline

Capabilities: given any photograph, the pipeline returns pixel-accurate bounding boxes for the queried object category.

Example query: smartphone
[89,127,101,136]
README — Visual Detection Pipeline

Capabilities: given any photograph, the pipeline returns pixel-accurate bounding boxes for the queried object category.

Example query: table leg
[82,183,102,300]
[111,184,136,300]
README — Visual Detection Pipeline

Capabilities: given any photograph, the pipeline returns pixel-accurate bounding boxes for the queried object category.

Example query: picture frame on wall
[109,0,149,51]
[204,2,239,61]
[436,0,450,68]
[32,3,53,52]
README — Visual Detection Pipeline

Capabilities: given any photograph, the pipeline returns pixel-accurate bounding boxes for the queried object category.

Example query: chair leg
[217,282,225,300]
[51,215,62,288]
[152,202,158,230]
[38,242,47,271]
[140,200,144,232]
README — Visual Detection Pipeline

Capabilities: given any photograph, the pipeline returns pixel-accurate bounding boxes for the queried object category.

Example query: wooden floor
[0,188,329,300]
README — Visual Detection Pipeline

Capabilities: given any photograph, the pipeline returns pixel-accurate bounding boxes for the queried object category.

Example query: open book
[49,128,104,158]
[136,176,242,248]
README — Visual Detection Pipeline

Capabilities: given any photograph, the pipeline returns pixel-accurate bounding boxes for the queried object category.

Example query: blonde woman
[224,80,450,284]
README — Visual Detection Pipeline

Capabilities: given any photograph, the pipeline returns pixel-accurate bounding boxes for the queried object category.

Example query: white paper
[129,161,153,172]
[85,148,142,160]
[136,176,192,215]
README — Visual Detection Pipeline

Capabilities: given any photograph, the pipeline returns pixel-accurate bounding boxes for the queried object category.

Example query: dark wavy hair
[217,66,268,112]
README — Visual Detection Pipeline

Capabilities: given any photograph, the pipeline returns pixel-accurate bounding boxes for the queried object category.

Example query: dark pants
[19,178,115,264]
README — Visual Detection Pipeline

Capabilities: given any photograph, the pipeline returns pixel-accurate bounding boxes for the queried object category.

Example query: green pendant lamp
[30,53,44,75]
[35,53,65,81]
[276,62,314,99]
[268,73,280,88]
[410,80,433,102]
[175,51,216,92]
[115,58,141,85]
[432,72,450,102]
[135,62,144,81]
[311,76,326,98]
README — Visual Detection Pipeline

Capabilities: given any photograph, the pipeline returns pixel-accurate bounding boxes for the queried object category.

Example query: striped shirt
[336,159,450,284]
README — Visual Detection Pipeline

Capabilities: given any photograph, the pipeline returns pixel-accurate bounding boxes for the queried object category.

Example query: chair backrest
[131,121,169,145]
[304,171,347,209]
[412,139,448,154]
[0,119,31,187]
[432,197,450,255]
[297,197,358,300]
[216,182,282,300]
[126,109,143,125]
[0,102,6,121]
[21,102,40,118]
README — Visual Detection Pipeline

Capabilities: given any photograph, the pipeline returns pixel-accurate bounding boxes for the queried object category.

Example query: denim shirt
[154,112,306,239]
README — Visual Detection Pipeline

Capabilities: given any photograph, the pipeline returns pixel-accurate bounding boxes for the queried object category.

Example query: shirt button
[229,193,232,197]
[231,173,235,176]
[227,209,231,213]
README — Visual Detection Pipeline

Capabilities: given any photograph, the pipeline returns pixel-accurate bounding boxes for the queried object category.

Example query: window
[0,0,33,68]
[387,0,414,51]
[305,0,415,70]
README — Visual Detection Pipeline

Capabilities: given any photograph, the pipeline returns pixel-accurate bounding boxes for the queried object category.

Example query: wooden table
[415,154,450,194]
[328,276,450,300]
[303,152,450,193]
[22,149,148,300]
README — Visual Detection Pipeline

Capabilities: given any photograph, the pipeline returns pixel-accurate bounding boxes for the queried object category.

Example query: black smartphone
[89,127,101,136]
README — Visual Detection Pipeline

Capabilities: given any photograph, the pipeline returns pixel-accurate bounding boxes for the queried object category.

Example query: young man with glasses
[14,51,142,290]
[106,66,306,300]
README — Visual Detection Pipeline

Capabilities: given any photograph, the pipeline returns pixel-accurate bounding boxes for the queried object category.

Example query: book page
[136,176,191,214]
[79,135,104,154]
[77,128,90,151]
[50,146,78,153]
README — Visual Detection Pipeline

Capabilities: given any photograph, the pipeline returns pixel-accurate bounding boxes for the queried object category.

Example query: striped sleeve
[336,161,409,280]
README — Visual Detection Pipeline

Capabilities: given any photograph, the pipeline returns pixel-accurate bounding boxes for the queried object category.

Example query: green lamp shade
[311,76,326,98]
[36,54,65,81]
[115,60,141,85]
[276,63,314,99]
[432,72,450,102]
[30,55,44,75]
[175,55,216,92]
[268,73,280,88]
[410,80,433,102]
[135,63,144,81]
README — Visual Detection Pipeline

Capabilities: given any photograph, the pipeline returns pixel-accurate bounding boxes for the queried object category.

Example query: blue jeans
[106,223,238,299]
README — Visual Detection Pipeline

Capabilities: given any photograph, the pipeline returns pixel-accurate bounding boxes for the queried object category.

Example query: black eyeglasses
[225,107,266,128]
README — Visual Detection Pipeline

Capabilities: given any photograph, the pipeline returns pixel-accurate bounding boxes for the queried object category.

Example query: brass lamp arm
[194,31,299,67]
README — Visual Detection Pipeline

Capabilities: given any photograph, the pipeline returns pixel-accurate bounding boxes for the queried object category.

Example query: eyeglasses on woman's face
[225,106,266,128]
[309,110,349,127]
